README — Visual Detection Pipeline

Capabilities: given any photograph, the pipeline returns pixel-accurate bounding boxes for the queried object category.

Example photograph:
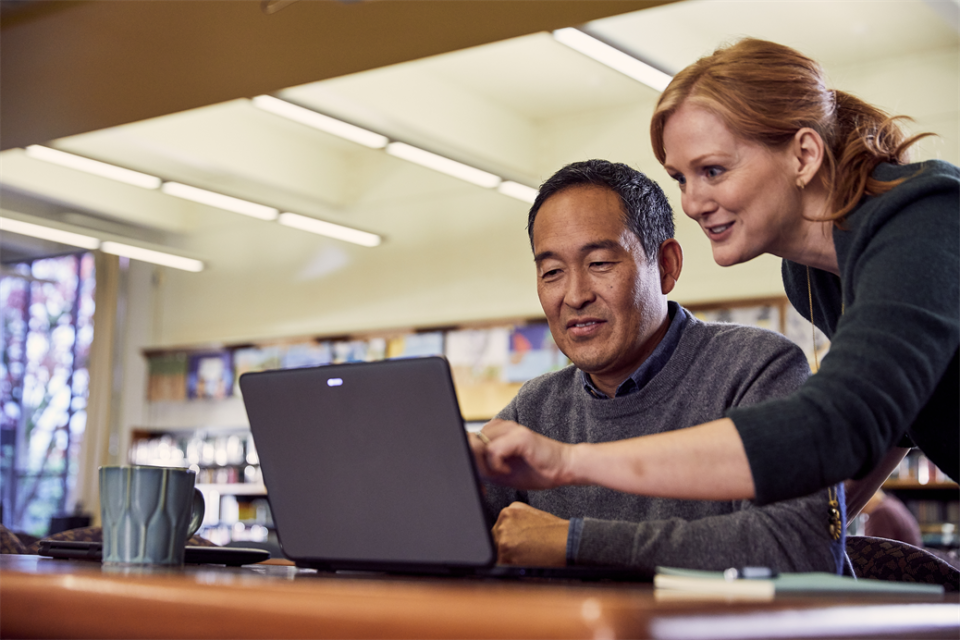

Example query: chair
[0,524,27,555]
[845,535,959,592]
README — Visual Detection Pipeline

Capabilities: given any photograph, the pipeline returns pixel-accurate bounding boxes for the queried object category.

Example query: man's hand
[493,502,569,567]
[477,419,576,490]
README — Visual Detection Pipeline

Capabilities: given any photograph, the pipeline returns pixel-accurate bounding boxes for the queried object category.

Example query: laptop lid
[239,356,496,573]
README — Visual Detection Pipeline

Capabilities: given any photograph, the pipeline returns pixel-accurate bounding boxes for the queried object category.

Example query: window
[0,252,96,535]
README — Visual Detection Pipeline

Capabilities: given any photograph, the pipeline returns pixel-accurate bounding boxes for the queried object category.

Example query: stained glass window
[0,252,96,536]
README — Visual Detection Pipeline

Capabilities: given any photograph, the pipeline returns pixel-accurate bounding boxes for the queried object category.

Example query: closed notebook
[654,566,945,596]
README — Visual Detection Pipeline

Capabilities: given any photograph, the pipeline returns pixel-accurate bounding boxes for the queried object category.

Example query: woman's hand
[475,419,577,490]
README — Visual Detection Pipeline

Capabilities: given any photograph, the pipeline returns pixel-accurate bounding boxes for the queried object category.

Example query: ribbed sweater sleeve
[729,161,960,505]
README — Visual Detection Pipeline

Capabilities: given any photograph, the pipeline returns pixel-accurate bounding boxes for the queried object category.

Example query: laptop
[239,356,650,581]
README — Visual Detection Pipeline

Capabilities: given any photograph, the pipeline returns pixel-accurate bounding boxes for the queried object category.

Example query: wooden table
[2,554,958,639]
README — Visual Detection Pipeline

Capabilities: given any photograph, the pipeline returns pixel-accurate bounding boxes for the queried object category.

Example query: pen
[723,567,778,581]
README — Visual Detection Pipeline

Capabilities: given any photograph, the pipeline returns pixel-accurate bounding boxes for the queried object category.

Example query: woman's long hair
[650,38,931,221]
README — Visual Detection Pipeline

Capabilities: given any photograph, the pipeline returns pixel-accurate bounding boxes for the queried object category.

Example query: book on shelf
[147,352,189,401]
[386,332,444,359]
[505,323,569,382]
[187,350,233,400]
[233,345,284,395]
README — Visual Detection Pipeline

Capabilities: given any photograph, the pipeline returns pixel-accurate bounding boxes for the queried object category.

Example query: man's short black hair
[527,160,675,259]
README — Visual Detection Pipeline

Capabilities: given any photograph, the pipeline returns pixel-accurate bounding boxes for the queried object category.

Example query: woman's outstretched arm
[477,418,757,501]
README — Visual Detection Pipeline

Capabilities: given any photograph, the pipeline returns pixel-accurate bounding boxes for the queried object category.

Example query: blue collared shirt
[566,301,687,563]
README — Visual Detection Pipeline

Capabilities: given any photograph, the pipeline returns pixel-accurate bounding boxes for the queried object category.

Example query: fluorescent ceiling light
[161,182,279,221]
[24,145,162,189]
[0,217,101,250]
[497,181,538,204]
[252,95,389,149]
[278,212,381,247]
[552,28,673,92]
[386,142,501,189]
[100,241,204,272]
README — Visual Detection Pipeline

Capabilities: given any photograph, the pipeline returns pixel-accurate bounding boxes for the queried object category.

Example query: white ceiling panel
[587,0,958,72]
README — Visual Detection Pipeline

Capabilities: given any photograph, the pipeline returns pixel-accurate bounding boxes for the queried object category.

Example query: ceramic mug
[99,465,205,566]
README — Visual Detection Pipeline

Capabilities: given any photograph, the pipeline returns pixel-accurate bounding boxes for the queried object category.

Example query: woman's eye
[670,173,686,186]
[705,166,724,178]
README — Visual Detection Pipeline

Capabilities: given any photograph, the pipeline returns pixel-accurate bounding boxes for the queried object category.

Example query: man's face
[532,185,668,392]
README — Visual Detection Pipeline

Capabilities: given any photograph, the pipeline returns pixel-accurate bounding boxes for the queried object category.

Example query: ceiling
[1,0,958,342]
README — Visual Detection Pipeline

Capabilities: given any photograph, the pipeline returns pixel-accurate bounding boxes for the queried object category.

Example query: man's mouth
[707,222,733,235]
[566,318,605,336]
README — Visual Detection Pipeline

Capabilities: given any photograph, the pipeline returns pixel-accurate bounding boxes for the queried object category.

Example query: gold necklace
[807,265,843,541]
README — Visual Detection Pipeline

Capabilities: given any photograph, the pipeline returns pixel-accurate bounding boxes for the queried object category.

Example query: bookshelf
[882,450,959,550]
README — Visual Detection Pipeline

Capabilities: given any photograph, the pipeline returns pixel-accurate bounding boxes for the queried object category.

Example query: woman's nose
[681,182,715,220]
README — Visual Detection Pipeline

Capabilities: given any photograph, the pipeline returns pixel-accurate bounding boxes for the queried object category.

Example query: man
[474,160,845,573]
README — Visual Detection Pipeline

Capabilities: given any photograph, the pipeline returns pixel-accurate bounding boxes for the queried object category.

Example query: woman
[476,38,958,508]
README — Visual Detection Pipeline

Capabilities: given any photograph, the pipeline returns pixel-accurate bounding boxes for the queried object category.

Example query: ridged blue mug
[99,466,205,566]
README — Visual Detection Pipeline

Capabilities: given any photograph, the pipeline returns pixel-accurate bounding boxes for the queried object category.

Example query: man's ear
[658,239,683,295]
[792,127,825,188]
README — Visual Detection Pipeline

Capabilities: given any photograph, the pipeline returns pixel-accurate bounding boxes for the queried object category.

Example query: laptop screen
[239,357,496,572]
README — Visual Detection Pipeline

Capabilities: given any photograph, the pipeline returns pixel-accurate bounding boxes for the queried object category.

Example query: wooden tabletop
[2,554,958,639]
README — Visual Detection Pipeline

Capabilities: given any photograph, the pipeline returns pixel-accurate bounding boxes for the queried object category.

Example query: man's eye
[541,269,561,279]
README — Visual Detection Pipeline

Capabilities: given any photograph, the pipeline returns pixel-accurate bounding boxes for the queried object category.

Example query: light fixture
[497,181,538,204]
[100,241,205,272]
[277,212,381,247]
[252,96,389,149]
[552,28,673,92]
[386,142,501,189]
[160,182,279,221]
[24,145,163,189]
[0,216,101,250]
[251,96,537,201]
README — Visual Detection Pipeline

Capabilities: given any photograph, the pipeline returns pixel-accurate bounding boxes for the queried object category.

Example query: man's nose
[564,270,595,309]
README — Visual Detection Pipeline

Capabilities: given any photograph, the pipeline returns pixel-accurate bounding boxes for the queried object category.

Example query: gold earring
[797,179,806,191]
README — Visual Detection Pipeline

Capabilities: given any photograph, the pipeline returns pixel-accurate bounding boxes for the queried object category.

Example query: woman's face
[661,102,803,267]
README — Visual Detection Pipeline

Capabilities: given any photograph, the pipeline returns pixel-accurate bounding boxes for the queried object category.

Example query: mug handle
[186,488,206,540]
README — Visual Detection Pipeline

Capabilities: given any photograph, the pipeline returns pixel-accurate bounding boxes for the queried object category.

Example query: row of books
[130,432,256,468]
[888,451,955,485]
[903,499,960,527]
[146,323,569,402]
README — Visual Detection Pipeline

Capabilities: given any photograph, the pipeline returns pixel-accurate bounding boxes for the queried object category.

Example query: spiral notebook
[239,356,649,581]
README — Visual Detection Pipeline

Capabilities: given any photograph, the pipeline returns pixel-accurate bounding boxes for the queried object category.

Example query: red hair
[650,38,930,221]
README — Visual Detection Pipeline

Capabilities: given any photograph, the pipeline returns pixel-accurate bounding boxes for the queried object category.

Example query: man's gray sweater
[483,308,844,574]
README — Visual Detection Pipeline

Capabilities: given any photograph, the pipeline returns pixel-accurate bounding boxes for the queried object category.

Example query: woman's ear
[658,239,683,295]
[793,127,826,188]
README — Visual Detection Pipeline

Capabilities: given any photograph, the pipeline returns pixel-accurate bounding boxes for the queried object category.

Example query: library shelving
[882,450,959,550]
